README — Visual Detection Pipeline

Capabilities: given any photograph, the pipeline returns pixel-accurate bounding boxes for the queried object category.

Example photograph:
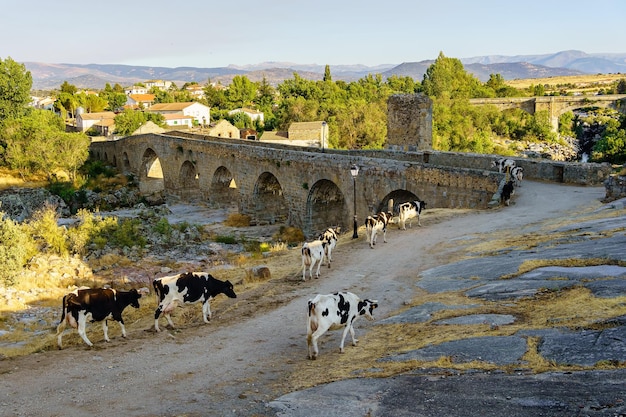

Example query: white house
[125,85,148,95]
[161,113,194,128]
[148,102,210,126]
[228,108,264,125]
[125,94,156,109]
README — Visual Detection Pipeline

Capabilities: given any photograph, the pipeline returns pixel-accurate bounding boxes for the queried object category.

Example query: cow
[396,199,427,230]
[56,287,147,349]
[510,166,524,187]
[492,158,516,173]
[301,239,326,281]
[153,272,237,332]
[365,211,392,248]
[306,291,378,360]
[317,227,339,267]
[500,180,515,206]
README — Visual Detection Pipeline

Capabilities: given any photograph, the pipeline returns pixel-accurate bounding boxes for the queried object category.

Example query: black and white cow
[153,272,237,332]
[492,158,516,173]
[500,180,515,206]
[396,199,427,230]
[365,211,392,248]
[301,239,326,281]
[510,166,524,187]
[306,291,378,360]
[56,287,147,349]
[317,227,339,267]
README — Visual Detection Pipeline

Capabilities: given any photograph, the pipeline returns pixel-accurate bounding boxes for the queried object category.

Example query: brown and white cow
[152,272,237,332]
[492,158,516,173]
[365,211,392,248]
[396,199,427,230]
[56,287,148,349]
[306,291,378,360]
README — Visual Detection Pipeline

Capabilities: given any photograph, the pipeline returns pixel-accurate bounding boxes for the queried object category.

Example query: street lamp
[350,164,359,239]
[321,121,326,152]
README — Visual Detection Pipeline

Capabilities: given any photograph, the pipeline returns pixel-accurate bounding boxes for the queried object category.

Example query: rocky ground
[0,180,625,416]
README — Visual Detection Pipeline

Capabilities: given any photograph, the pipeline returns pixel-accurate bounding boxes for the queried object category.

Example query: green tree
[114,109,147,135]
[323,65,332,82]
[0,56,33,120]
[79,92,108,113]
[1,110,90,180]
[203,82,227,109]
[227,75,257,108]
[59,80,77,95]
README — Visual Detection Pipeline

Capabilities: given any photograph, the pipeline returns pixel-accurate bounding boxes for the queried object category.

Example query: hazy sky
[2,0,625,68]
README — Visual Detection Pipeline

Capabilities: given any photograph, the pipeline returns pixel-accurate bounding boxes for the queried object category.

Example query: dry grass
[288,285,626,390]
[506,73,625,90]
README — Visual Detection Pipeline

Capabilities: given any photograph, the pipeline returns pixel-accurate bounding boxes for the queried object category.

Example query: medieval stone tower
[386,94,433,151]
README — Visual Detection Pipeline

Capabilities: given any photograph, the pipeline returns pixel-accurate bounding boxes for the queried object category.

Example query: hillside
[24,50,626,90]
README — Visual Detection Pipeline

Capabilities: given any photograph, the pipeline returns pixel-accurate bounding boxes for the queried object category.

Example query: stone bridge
[89,131,612,239]
[469,94,626,132]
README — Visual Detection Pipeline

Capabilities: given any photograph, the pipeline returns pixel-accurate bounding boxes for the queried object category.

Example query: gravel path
[0,181,609,417]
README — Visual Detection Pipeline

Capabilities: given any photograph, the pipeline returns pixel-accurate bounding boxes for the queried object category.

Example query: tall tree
[0,57,32,120]
[323,65,332,82]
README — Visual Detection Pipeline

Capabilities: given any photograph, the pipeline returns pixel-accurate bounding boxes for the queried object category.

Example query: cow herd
[492,157,523,206]
[55,158,514,357]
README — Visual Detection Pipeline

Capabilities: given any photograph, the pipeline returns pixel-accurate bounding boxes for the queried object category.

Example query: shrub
[27,204,68,257]
[273,226,305,244]
[224,213,251,227]
[0,213,37,286]
[214,235,237,244]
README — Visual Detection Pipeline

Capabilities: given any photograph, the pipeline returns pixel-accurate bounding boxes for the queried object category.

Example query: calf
[301,239,326,281]
[500,180,515,206]
[396,199,427,230]
[317,227,339,267]
[492,158,516,173]
[153,272,237,332]
[510,166,524,187]
[56,287,147,349]
[365,211,392,248]
[306,291,378,360]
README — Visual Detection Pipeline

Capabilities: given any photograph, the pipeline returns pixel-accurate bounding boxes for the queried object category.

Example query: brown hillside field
[506,73,625,90]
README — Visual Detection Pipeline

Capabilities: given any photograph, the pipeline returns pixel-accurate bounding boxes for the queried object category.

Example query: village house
[125,85,148,95]
[161,113,195,128]
[125,93,156,109]
[147,102,210,126]
[228,108,265,125]
[144,80,172,90]
[206,119,240,138]
[185,84,205,99]
[260,121,327,148]
[76,111,116,132]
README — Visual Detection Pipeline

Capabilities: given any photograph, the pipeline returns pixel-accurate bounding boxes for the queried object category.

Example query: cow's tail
[152,279,161,303]
[56,295,68,335]
[307,300,318,332]
[301,245,312,267]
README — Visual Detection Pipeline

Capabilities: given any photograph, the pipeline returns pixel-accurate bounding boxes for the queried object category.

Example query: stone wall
[386,94,432,151]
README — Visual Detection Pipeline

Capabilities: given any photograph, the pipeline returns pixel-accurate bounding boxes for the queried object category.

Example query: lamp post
[350,164,359,239]
[321,121,326,152]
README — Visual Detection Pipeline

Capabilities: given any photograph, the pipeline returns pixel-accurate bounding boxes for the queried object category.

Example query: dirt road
[0,181,608,417]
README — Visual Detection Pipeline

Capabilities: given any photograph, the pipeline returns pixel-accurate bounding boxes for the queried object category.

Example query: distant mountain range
[25,50,626,91]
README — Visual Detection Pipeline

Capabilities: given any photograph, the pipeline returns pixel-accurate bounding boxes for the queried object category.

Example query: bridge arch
[252,172,288,225]
[140,148,165,195]
[176,160,200,199]
[379,190,421,214]
[209,166,238,207]
[305,179,347,237]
